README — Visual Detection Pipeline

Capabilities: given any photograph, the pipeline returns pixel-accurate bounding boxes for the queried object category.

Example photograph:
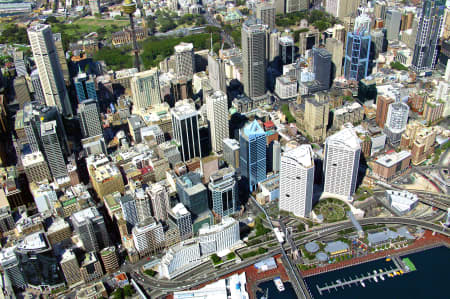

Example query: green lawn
[73,17,129,29]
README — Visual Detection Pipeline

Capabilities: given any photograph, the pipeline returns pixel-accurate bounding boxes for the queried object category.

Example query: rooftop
[282,144,314,168]
[22,151,46,167]
[92,163,121,182]
[326,126,361,150]
[175,42,194,52]
[172,203,190,217]
[16,232,48,252]
[376,150,411,168]
[243,120,265,138]
[72,207,100,223]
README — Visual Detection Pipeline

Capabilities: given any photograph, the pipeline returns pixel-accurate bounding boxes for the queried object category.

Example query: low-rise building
[324,241,349,256]
[372,150,411,182]
[386,190,419,215]
[76,281,108,299]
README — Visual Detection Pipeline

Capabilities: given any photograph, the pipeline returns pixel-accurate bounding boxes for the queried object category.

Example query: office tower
[206,90,229,153]
[242,19,267,99]
[60,250,82,286]
[0,248,26,289]
[148,183,169,222]
[99,247,119,274]
[80,252,103,282]
[130,68,161,110]
[375,95,394,128]
[279,145,314,217]
[78,99,102,138]
[134,187,152,223]
[175,42,195,78]
[176,172,208,218]
[239,120,266,192]
[279,36,295,65]
[385,9,402,41]
[223,138,240,169]
[171,103,201,162]
[344,14,372,81]
[299,28,320,56]
[13,76,31,108]
[120,194,139,228]
[91,163,124,199]
[28,25,72,116]
[53,33,69,84]
[323,127,361,200]
[30,182,57,213]
[207,49,226,93]
[256,3,276,30]
[71,207,110,252]
[304,93,330,143]
[269,31,281,62]
[41,121,68,180]
[313,47,332,90]
[370,29,387,57]
[411,0,445,72]
[30,69,45,103]
[13,51,27,77]
[132,218,165,256]
[285,0,309,13]
[169,203,193,240]
[325,0,359,19]
[384,97,409,145]
[374,1,387,20]
[89,0,101,15]
[198,217,240,256]
[208,167,238,218]
[326,38,344,77]
[74,71,97,103]
[272,140,281,173]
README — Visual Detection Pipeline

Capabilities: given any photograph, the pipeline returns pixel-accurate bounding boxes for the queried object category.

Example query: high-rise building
[242,19,267,99]
[207,50,226,93]
[198,217,240,256]
[28,25,72,116]
[304,93,330,143]
[325,0,359,19]
[279,145,314,217]
[313,47,332,90]
[385,9,402,41]
[99,246,119,274]
[239,120,266,192]
[80,252,103,282]
[78,99,103,138]
[299,28,320,56]
[13,76,31,108]
[132,217,165,256]
[176,172,208,218]
[223,138,240,169]
[60,250,82,286]
[71,207,110,252]
[13,51,27,77]
[149,183,169,222]
[53,33,70,84]
[30,69,45,104]
[30,181,57,213]
[209,167,238,218]
[384,98,409,145]
[375,95,394,128]
[41,121,68,180]
[134,187,152,223]
[0,248,26,289]
[269,31,281,62]
[22,151,52,183]
[411,0,446,72]
[272,140,281,173]
[91,163,124,200]
[171,103,201,162]
[325,38,344,77]
[89,0,101,15]
[130,68,161,110]
[206,90,229,153]
[323,126,361,200]
[74,71,97,103]
[370,29,387,57]
[374,0,387,20]
[343,14,372,81]
[169,203,193,241]
[256,3,276,30]
[120,194,139,228]
[175,42,195,78]
[279,36,295,65]
[285,0,309,14]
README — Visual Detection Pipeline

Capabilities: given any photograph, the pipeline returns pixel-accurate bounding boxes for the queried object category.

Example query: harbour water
[256,246,449,298]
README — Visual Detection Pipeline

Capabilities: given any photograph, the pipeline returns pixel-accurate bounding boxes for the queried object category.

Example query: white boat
[361,281,366,287]
[373,276,378,282]
[273,277,285,292]
[380,275,385,281]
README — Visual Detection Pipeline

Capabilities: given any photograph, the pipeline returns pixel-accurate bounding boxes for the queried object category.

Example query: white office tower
[198,217,240,256]
[71,207,110,252]
[279,145,314,217]
[0,248,26,289]
[27,24,72,116]
[171,102,202,162]
[323,126,361,201]
[208,49,226,92]
[384,97,409,145]
[134,188,152,223]
[148,183,169,222]
[41,121,68,180]
[223,138,240,170]
[30,183,57,213]
[159,240,201,279]
[273,140,281,173]
[132,217,165,256]
[78,99,103,138]
[175,42,195,78]
[206,90,229,153]
[169,203,193,241]
[130,68,161,111]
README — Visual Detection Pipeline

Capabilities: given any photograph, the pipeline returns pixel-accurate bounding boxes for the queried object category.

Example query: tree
[211,253,221,264]
[113,288,124,299]
[227,252,236,260]
[46,16,59,24]
[123,285,133,297]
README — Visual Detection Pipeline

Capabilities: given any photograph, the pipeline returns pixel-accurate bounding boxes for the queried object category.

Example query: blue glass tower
[74,69,97,103]
[239,120,267,192]
[344,15,372,81]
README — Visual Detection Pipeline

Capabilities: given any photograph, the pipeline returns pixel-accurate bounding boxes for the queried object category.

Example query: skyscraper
[411,0,446,72]
[169,203,193,241]
[71,207,110,252]
[30,69,45,104]
[176,172,208,218]
[239,120,266,192]
[13,51,27,77]
[207,49,226,93]
[323,126,361,200]
[256,3,276,30]
[304,93,330,143]
[279,36,295,65]
[60,249,82,286]
[343,14,372,81]
[175,42,195,78]
[375,95,394,128]
[242,19,267,99]
[134,187,152,223]
[279,145,314,217]
[74,71,97,103]
[223,138,240,170]
[41,120,68,180]
[206,90,229,153]
[53,33,70,84]
[27,25,72,116]
[313,47,332,90]
[148,183,169,222]
[78,99,103,139]
[325,0,359,19]
[120,194,139,228]
[132,218,165,256]
[130,68,161,110]
[209,167,238,218]
[384,97,409,145]
[171,103,201,162]
[385,9,402,41]
[325,38,344,77]
[285,0,309,14]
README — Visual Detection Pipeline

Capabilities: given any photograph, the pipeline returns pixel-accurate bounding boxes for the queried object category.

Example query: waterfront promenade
[301,230,450,277]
